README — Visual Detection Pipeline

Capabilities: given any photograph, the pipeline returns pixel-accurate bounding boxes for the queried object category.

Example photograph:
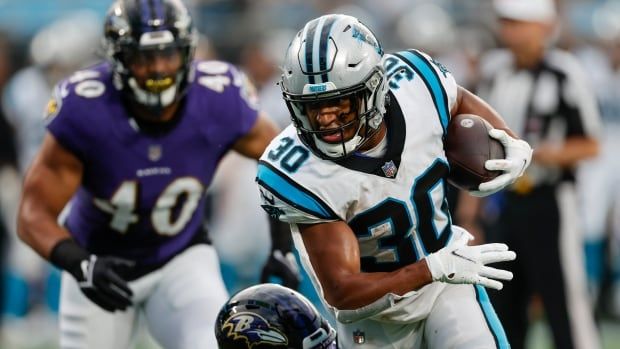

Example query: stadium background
[0,0,619,348]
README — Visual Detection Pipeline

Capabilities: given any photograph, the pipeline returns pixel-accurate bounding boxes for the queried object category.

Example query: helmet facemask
[302,326,338,349]
[283,66,387,160]
[280,14,389,160]
[116,43,194,118]
[104,0,197,120]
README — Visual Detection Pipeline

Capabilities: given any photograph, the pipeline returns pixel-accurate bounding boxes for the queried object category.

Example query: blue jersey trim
[257,162,338,220]
[393,50,450,136]
[475,285,510,348]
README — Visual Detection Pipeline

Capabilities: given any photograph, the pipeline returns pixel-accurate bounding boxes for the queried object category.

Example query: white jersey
[258,49,457,310]
[257,50,509,348]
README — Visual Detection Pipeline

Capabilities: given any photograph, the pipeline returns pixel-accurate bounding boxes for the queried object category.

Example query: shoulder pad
[192,60,259,110]
[256,127,340,224]
[45,64,112,122]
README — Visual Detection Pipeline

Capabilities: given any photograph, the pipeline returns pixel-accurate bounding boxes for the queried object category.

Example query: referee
[474,1,602,348]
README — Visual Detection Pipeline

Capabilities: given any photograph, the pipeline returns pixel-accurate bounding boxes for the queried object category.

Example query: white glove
[425,232,516,290]
[470,128,533,197]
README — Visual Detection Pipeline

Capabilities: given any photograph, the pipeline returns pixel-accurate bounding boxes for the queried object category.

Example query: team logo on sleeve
[430,58,450,77]
[44,88,64,121]
[44,98,59,119]
[261,205,285,220]
[221,312,288,347]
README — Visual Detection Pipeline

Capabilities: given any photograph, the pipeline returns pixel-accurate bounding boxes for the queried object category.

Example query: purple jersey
[46,61,259,265]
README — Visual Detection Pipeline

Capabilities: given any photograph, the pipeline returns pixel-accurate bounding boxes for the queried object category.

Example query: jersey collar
[334,91,406,178]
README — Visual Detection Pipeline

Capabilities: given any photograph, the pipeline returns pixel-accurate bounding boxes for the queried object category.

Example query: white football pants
[336,283,509,349]
[58,244,229,349]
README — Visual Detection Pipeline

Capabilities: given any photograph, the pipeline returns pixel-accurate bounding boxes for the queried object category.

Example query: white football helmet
[280,14,389,160]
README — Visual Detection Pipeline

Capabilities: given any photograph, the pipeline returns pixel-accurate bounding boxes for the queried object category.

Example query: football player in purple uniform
[15,0,295,348]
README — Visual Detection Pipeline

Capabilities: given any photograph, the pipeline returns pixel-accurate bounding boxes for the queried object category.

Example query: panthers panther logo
[222,312,288,348]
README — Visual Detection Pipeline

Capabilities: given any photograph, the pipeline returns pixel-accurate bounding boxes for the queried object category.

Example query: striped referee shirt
[477,48,601,187]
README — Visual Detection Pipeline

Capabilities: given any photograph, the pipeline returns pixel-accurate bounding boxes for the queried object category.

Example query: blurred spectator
[0,30,18,335]
[207,29,293,294]
[574,24,620,319]
[0,10,101,347]
[238,30,294,128]
[462,0,602,348]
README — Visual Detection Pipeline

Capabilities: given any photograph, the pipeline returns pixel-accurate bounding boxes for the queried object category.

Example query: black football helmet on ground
[215,284,337,349]
[103,0,197,116]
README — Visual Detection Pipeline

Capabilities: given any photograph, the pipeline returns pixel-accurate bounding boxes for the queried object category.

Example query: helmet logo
[222,312,288,347]
[351,26,382,55]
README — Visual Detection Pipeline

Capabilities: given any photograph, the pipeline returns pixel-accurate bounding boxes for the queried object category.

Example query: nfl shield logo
[381,160,397,178]
[148,145,162,162]
[353,330,365,344]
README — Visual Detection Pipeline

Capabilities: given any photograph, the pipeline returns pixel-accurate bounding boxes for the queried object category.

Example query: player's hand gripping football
[425,228,516,290]
[261,249,302,290]
[471,129,532,197]
[76,255,135,312]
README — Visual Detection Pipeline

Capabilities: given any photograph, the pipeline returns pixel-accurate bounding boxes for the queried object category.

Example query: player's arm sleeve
[414,50,458,109]
[559,53,601,138]
[391,49,457,133]
[255,161,340,224]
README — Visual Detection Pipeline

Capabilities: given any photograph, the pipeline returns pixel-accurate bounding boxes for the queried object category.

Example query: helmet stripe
[303,20,319,84]
[311,16,327,84]
[152,0,165,25]
[318,16,337,83]
[139,0,150,27]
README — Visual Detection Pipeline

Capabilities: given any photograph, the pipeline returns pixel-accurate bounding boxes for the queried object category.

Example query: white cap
[493,0,556,23]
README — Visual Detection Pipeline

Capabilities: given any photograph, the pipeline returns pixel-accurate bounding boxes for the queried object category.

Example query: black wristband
[50,238,90,279]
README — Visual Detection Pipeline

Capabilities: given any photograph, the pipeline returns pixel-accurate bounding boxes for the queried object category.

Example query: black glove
[261,217,302,289]
[260,249,301,290]
[76,255,135,312]
[50,239,135,312]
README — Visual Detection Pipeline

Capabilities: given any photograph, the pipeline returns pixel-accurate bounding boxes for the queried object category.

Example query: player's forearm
[322,260,433,310]
[17,202,72,260]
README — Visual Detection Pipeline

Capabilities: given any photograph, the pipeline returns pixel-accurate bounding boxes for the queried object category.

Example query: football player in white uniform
[257,14,532,348]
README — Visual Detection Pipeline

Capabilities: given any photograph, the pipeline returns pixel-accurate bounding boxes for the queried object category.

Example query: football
[445,114,505,191]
